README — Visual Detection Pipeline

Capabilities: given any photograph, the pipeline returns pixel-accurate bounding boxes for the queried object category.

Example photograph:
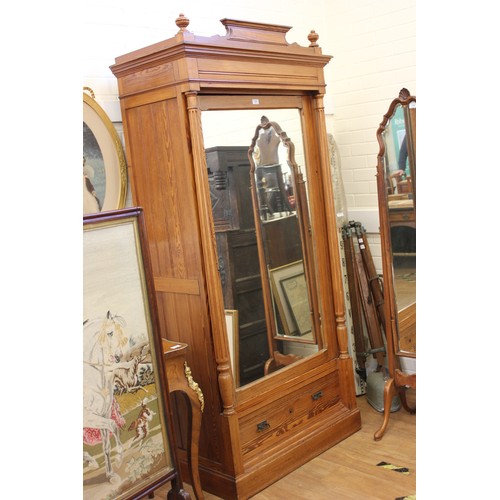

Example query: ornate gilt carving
[184,362,205,412]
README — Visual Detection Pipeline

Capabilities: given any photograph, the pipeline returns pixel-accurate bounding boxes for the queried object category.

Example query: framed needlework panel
[83,208,183,500]
[83,89,128,215]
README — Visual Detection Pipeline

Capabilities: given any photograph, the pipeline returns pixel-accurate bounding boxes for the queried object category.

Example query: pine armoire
[111,15,361,499]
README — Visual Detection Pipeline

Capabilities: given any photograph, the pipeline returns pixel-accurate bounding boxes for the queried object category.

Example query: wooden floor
[157,390,416,500]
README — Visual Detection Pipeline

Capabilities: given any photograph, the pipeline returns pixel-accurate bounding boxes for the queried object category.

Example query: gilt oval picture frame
[83,91,127,214]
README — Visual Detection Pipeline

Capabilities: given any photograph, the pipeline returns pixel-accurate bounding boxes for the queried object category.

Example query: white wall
[323,0,416,270]
[83,0,335,119]
[82,1,415,381]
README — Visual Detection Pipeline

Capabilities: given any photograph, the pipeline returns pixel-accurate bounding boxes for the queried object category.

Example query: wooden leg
[180,389,204,500]
[167,476,191,500]
[399,389,416,414]
[164,352,205,500]
[373,376,397,441]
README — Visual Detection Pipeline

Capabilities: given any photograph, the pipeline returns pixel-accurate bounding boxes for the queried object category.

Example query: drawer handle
[312,391,323,401]
[257,420,270,432]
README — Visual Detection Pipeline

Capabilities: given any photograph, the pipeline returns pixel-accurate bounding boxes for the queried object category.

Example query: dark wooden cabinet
[206,146,268,386]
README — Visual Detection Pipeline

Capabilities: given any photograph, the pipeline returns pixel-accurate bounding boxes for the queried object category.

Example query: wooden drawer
[389,209,415,224]
[239,372,341,459]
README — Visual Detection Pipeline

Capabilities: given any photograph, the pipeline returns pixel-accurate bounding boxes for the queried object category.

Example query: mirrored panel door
[201,107,320,387]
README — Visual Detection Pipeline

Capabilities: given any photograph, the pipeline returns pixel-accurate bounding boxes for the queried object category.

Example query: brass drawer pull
[312,391,323,401]
[257,420,270,432]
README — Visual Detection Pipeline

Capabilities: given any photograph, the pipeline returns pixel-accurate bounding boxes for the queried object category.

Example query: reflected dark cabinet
[261,216,303,269]
[206,146,305,385]
[206,146,268,385]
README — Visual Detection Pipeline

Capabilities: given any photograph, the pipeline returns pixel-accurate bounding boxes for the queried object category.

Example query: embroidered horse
[83,311,128,484]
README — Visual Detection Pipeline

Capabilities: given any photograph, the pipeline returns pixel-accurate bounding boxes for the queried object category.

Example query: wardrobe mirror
[201,107,320,388]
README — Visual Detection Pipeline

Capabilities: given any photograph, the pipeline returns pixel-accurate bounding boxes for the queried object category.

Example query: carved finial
[308,30,319,47]
[399,88,411,100]
[175,13,190,32]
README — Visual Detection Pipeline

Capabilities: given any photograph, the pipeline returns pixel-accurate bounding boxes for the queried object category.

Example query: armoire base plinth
[180,406,361,499]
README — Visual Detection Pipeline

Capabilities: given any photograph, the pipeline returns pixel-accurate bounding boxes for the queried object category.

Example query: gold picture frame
[83,90,127,214]
[270,260,313,338]
[83,208,179,499]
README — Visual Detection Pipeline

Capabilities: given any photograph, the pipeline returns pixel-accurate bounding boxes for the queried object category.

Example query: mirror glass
[381,102,416,355]
[201,108,320,388]
[249,116,315,342]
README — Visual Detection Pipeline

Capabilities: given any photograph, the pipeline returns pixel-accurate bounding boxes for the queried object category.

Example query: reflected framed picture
[224,309,240,387]
[83,208,179,500]
[83,90,128,215]
[270,260,312,337]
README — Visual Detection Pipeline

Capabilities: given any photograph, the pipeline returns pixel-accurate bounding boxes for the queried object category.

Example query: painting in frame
[269,260,313,338]
[83,90,127,215]
[83,208,179,500]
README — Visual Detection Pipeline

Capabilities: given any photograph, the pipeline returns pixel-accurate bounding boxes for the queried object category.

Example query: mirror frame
[376,88,416,359]
[373,88,416,441]
[248,116,320,347]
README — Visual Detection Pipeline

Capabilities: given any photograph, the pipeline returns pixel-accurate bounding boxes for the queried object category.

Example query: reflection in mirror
[249,116,316,342]
[201,109,319,388]
[252,117,295,220]
[382,103,416,355]
[383,104,413,198]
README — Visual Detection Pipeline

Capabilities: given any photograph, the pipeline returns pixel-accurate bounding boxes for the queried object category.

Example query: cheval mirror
[111,17,361,498]
[374,88,416,440]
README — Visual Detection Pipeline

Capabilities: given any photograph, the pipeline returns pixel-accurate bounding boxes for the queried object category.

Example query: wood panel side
[122,97,232,470]
[117,61,177,96]
[197,57,323,90]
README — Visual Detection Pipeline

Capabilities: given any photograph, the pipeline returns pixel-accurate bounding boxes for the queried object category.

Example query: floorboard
[155,389,416,499]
